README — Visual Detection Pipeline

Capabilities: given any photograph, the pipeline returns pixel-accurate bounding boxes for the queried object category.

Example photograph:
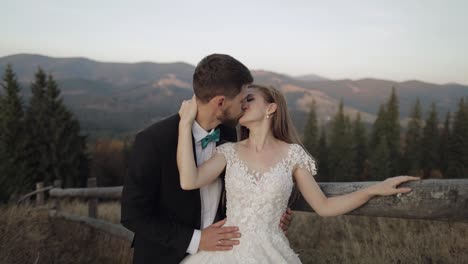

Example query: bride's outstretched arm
[293,168,420,217]
[177,96,227,190]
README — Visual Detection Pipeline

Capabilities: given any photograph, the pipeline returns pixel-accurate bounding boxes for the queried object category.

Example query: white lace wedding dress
[181,142,317,264]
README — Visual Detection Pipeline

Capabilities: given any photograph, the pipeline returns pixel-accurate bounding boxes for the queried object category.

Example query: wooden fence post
[53,180,62,210]
[87,178,97,218]
[36,182,44,207]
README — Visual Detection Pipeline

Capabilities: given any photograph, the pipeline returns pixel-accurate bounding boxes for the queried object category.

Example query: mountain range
[1,54,466,138]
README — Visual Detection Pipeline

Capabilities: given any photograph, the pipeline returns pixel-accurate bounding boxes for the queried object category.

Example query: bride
[177,84,420,263]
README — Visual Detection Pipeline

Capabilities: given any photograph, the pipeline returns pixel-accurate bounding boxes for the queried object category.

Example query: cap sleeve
[291,144,317,176]
[214,142,234,164]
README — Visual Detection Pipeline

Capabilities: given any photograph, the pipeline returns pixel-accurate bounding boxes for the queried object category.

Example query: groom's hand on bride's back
[200,218,241,251]
[279,208,293,235]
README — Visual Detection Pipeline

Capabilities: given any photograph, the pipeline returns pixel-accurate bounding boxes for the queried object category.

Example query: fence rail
[17,178,468,243]
[18,178,133,242]
[49,186,123,199]
[292,179,468,222]
[17,185,53,204]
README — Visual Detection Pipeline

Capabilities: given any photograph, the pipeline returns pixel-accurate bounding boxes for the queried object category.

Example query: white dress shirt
[186,121,223,254]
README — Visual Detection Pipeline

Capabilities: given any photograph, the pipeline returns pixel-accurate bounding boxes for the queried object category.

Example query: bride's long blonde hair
[239,84,310,207]
[239,84,303,146]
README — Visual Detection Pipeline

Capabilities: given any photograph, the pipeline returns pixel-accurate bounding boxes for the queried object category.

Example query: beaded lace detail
[181,142,317,264]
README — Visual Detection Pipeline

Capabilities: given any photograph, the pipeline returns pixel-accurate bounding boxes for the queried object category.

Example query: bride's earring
[266,114,270,119]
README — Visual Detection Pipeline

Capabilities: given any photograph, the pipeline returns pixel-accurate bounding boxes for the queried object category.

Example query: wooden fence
[292,179,468,222]
[18,178,468,243]
[19,178,132,242]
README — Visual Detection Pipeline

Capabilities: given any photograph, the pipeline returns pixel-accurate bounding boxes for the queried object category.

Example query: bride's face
[216,85,248,127]
[238,88,270,126]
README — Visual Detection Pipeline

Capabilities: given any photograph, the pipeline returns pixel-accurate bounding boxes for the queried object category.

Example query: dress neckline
[231,143,294,180]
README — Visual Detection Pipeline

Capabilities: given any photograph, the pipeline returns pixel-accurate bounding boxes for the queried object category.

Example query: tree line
[0,65,88,202]
[1,64,466,202]
[303,88,468,181]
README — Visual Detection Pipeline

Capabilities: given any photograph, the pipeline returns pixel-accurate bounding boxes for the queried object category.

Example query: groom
[121,54,292,263]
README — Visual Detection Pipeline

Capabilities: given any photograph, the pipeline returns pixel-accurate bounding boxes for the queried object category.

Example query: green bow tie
[200,128,220,149]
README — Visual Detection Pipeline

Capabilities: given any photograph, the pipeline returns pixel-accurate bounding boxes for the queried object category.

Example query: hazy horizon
[3,52,468,86]
[1,0,468,85]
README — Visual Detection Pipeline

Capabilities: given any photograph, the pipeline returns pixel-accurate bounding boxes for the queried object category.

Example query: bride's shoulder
[232,140,249,150]
[217,141,234,149]
[215,142,236,156]
[286,143,304,153]
[237,139,248,145]
[219,141,235,146]
[287,143,315,160]
[286,143,318,175]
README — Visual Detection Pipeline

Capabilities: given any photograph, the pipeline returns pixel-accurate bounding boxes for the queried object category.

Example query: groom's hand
[199,218,241,251]
[279,208,293,235]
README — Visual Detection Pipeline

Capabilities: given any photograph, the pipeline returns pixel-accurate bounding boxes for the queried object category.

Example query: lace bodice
[181,143,317,264]
[215,142,317,234]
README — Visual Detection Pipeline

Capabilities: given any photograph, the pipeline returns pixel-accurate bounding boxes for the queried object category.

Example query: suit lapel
[172,114,202,228]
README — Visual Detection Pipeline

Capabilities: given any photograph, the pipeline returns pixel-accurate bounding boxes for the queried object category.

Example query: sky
[1,0,468,85]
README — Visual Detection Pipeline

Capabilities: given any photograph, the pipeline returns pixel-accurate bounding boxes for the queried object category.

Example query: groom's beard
[218,109,242,128]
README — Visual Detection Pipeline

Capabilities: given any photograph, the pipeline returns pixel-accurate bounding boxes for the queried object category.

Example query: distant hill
[1,54,467,138]
[0,54,195,85]
[295,73,329,82]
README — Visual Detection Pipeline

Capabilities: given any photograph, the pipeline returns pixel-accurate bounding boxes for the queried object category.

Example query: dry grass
[288,211,468,264]
[2,201,467,264]
[0,202,132,264]
[59,199,121,224]
[0,203,49,263]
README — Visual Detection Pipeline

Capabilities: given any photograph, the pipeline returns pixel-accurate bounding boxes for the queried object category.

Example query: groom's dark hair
[193,54,253,103]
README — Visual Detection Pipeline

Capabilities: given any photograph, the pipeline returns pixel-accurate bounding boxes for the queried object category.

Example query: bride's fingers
[180,95,197,114]
[178,101,185,113]
[179,98,197,117]
[398,175,421,181]
[396,187,412,193]
[190,99,197,111]
[393,176,420,186]
[181,101,188,110]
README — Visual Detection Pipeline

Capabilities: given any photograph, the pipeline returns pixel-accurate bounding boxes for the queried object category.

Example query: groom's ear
[210,95,226,108]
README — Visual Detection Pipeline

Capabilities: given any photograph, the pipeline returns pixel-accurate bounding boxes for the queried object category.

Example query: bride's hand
[179,95,198,125]
[367,176,421,196]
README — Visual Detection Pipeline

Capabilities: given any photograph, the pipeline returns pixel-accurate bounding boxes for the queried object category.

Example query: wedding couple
[121,54,419,263]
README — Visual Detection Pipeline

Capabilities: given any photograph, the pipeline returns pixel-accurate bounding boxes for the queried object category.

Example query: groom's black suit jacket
[121,114,237,264]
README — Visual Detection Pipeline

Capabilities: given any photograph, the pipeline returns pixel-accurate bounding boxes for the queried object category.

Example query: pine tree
[385,87,401,176]
[328,101,355,181]
[370,105,387,150]
[44,74,89,187]
[403,98,423,176]
[0,65,29,201]
[439,112,451,177]
[23,68,49,185]
[316,126,329,182]
[352,112,368,180]
[344,115,356,180]
[421,102,440,178]
[369,135,391,180]
[303,99,319,156]
[446,98,468,178]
